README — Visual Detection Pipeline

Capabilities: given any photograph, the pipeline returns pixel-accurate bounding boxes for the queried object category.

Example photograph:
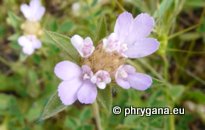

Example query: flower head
[54,11,160,105]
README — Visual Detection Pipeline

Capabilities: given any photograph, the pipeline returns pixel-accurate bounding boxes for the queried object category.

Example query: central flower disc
[83,44,125,77]
[21,21,43,37]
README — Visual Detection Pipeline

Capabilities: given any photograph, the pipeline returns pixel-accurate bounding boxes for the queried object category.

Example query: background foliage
[0,0,205,130]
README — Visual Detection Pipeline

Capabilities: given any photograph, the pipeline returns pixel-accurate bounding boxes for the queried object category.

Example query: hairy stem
[93,102,103,130]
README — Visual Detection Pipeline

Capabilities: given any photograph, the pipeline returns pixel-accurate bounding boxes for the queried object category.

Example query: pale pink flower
[20,0,45,22]
[18,35,41,55]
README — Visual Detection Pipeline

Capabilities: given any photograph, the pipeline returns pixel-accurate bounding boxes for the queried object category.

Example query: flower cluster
[54,12,160,105]
[18,0,45,55]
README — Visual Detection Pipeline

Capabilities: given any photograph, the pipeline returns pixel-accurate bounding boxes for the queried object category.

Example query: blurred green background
[0,0,205,130]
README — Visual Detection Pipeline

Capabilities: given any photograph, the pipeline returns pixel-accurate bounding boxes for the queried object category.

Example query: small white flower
[71,35,95,58]
[91,70,111,89]
[72,2,80,16]
[18,35,42,55]
[20,0,45,22]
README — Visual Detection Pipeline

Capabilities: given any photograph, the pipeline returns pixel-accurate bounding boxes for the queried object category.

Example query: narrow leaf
[97,86,112,115]
[95,16,107,45]
[40,92,67,120]
[7,11,22,29]
[169,85,185,103]
[44,30,80,62]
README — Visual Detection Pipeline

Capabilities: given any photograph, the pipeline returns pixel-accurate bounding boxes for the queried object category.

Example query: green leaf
[40,92,67,120]
[154,0,173,19]
[80,107,92,122]
[59,21,74,33]
[185,0,205,8]
[185,90,205,104]
[97,86,112,115]
[64,117,79,129]
[169,85,185,103]
[94,16,107,45]
[6,11,22,29]
[44,30,80,62]
[0,94,12,111]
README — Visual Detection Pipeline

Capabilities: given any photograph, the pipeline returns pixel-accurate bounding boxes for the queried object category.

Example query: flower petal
[127,13,155,44]
[82,37,95,58]
[77,81,97,104]
[103,33,120,52]
[18,35,28,47]
[58,79,83,105]
[115,78,130,89]
[32,6,45,21]
[21,0,45,21]
[20,4,31,20]
[91,70,111,89]
[128,73,152,91]
[18,35,41,55]
[71,34,84,50]
[71,35,94,58]
[54,61,82,81]
[114,12,133,42]
[32,38,42,49]
[22,46,34,55]
[125,38,159,58]
[96,82,106,89]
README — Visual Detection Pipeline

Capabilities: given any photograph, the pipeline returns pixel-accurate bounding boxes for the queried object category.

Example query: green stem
[168,24,199,39]
[162,55,169,81]
[115,0,126,12]
[170,114,175,130]
[93,102,103,130]
[0,56,11,67]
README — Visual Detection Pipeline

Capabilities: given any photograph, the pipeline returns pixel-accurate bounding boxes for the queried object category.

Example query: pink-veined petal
[82,37,95,58]
[125,38,159,58]
[58,79,83,105]
[77,81,97,104]
[54,61,82,81]
[71,35,94,58]
[91,70,111,89]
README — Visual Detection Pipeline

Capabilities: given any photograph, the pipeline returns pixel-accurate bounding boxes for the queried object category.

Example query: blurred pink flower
[18,0,45,55]
[20,0,45,22]
[18,35,41,55]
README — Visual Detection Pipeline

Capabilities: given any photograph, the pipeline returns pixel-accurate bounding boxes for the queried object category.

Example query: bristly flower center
[82,43,125,77]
